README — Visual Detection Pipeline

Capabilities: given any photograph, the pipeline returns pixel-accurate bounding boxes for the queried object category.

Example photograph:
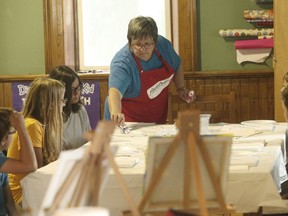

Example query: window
[77,0,171,70]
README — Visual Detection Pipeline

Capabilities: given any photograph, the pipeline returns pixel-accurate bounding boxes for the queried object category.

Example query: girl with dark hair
[49,65,91,150]
[0,107,37,215]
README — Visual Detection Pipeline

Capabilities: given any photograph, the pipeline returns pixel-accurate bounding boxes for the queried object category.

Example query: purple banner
[12,81,31,112]
[12,80,100,129]
[81,80,100,129]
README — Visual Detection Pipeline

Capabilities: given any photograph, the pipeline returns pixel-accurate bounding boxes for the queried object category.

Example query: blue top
[0,152,8,216]
[104,35,181,119]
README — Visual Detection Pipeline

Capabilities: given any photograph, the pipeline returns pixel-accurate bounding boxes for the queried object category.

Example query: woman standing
[49,65,91,150]
[8,78,65,206]
[104,16,196,125]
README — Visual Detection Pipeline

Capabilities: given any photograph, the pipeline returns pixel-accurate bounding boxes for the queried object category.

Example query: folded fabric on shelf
[243,9,274,20]
[246,19,273,27]
[219,28,274,37]
[258,35,273,39]
[235,38,273,49]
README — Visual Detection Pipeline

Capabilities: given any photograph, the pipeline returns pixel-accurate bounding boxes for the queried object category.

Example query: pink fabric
[235,39,273,49]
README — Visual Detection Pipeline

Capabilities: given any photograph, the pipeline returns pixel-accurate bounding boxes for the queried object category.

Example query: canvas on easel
[37,121,141,216]
[140,110,234,216]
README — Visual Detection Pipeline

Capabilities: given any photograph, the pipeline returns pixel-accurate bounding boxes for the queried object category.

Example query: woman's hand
[111,112,125,126]
[177,87,196,103]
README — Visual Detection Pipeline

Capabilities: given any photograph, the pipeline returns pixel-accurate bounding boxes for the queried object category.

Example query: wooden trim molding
[185,69,274,78]
[42,0,78,73]
[178,0,198,72]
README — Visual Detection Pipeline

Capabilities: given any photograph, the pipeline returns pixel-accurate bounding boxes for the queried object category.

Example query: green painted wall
[0,0,45,75]
[0,1,273,74]
[199,0,273,70]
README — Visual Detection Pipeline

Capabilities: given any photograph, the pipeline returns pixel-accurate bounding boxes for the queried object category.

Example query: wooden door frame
[274,0,288,121]
[42,0,79,73]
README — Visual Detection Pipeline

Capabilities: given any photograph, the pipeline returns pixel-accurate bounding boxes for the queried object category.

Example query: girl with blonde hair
[8,77,66,206]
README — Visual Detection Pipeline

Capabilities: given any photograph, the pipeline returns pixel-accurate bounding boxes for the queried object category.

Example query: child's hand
[9,111,25,132]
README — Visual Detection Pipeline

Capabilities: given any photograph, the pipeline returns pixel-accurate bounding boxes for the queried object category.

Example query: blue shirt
[104,35,181,119]
[0,152,8,216]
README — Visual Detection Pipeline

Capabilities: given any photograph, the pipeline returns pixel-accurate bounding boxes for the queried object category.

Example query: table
[21,122,288,215]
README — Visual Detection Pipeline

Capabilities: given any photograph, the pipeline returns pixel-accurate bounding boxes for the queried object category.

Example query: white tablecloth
[21,123,288,215]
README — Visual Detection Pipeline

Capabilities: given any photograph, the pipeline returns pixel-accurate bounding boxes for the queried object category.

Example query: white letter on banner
[82,97,91,105]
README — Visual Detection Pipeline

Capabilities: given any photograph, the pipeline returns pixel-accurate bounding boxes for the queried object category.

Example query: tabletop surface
[21,122,288,215]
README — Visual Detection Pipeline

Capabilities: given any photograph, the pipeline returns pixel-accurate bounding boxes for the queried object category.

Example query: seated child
[0,107,37,215]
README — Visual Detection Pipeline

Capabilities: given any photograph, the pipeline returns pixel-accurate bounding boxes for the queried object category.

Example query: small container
[200,114,211,134]
[186,90,196,103]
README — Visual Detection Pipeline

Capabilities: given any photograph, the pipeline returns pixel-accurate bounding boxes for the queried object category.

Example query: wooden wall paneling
[194,79,205,111]
[258,78,265,119]
[221,78,232,116]
[239,78,250,121]
[4,83,12,108]
[249,78,259,119]
[195,79,205,95]
[214,78,224,94]
[0,83,4,108]
[267,77,275,120]
[222,78,232,94]
[230,78,240,94]
[0,70,274,123]
[214,78,230,114]
[204,78,215,112]
[258,77,269,119]
[204,78,214,94]
[231,78,240,122]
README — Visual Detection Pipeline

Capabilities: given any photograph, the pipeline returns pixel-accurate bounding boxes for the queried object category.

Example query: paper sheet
[236,48,272,64]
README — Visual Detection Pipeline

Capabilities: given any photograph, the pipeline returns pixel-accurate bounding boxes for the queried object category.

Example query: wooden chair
[167,91,236,124]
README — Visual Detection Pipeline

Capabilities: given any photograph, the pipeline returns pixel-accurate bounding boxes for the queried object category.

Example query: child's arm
[1,112,37,173]
[3,184,17,216]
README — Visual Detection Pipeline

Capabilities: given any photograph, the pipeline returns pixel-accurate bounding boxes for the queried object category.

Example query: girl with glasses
[49,65,91,150]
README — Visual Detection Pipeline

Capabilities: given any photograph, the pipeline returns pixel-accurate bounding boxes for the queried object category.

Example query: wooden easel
[138,110,234,216]
[44,121,141,216]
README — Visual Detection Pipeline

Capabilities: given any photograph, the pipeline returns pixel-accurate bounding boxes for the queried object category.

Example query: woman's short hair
[127,16,158,46]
